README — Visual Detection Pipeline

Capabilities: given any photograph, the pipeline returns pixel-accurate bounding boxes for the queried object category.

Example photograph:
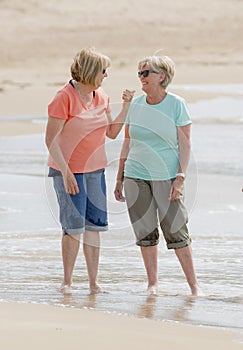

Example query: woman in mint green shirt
[114,55,203,296]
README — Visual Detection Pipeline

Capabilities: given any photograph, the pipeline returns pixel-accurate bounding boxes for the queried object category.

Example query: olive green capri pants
[124,177,192,249]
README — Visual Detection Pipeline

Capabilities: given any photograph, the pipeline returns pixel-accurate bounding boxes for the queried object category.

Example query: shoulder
[166,92,187,105]
[130,94,145,106]
[96,87,109,99]
[133,94,145,103]
[51,82,75,101]
[166,92,191,125]
[95,87,110,107]
[48,82,76,118]
[58,81,74,94]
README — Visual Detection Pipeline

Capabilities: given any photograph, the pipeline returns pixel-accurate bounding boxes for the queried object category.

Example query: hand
[114,180,126,202]
[63,170,79,195]
[122,89,135,103]
[168,177,184,201]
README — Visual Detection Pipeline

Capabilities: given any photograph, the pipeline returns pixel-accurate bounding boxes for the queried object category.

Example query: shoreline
[1,62,243,117]
[0,79,242,137]
[0,301,243,350]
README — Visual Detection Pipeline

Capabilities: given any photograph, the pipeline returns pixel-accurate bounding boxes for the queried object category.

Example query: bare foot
[191,285,205,297]
[147,285,158,296]
[89,285,109,295]
[60,283,72,295]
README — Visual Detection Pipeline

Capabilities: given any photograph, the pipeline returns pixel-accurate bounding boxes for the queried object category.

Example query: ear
[160,72,165,82]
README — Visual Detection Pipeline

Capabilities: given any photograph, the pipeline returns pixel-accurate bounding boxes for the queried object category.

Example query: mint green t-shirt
[124,92,191,181]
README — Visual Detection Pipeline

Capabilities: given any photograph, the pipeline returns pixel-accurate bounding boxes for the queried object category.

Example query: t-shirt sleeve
[48,91,69,120]
[175,98,192,126]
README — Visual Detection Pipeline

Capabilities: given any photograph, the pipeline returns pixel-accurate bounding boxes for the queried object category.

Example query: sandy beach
[0,302,243,350]
[0,0,243,348]
[1,0,243,122]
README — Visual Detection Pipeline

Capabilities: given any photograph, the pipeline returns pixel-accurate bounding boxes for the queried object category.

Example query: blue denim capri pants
[51,168,108,234]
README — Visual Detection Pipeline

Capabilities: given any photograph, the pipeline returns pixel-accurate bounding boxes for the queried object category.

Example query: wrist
[122,102,131,110]
[176,172,185,179]
[116,175,124,182]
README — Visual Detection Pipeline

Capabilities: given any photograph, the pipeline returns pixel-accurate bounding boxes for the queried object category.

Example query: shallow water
[0,206,242,333]
[0,92,243,333]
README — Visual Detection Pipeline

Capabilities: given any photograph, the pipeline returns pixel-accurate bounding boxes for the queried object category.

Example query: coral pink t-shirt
[48,81,111,173]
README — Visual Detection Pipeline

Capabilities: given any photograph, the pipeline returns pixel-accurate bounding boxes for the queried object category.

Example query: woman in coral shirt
[45,47,134,295]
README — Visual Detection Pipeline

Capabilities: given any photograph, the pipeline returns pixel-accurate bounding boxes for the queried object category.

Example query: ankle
[147,285,158,296]
[89,283,102,295]
[62,279,72,287]
[148,279,158,288]
[89,281,99,289]
[190,283,204,296]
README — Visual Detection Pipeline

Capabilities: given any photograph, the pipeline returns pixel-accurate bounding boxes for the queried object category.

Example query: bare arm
[169,124,191,201]
[114,125,130,201]
[45,117,79,195]
[177,124,191,174]
[106,89,135,139]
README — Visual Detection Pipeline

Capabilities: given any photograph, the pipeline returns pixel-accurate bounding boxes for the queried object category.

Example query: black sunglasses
[138,70,158,78]
[102,69,107,74]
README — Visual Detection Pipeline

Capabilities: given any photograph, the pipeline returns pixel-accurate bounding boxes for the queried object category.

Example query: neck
[146,89,167,105]
[74,81,93,96]
[73,80,95,106]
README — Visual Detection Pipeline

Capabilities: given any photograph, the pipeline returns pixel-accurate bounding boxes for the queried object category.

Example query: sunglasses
[102,69,107,74]
[138,70,158,78]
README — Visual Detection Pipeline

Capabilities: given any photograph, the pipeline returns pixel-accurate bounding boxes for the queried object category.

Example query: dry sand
[0,0,243,347]
[0,302,243,350]
[1,0,243,122]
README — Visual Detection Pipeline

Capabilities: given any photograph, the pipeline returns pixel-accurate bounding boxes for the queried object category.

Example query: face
[95,68,108,89]
[138,64,164,94]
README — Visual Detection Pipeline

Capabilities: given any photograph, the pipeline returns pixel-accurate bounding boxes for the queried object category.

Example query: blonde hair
[70,47,111,86]
[138,55,175,89]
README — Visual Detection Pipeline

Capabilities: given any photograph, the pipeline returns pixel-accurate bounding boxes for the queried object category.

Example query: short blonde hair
[138,55,175,89]
[70,47,111,86]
